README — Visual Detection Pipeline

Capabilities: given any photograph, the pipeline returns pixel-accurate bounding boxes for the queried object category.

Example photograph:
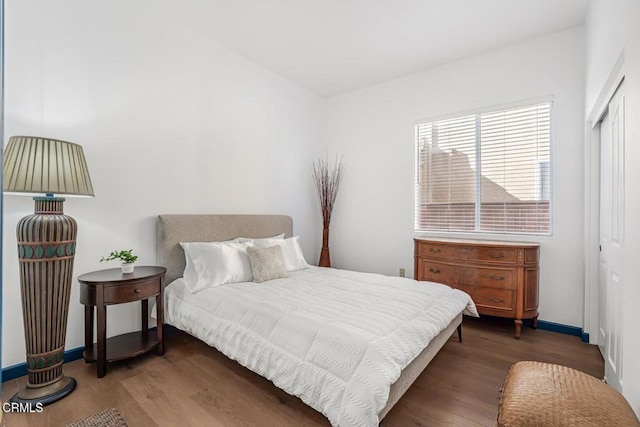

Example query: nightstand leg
[156,292,164,356]
[514,319,523,339]
[84,306,94,362]
[532,313,539,329]
[141,299,149,333]
[97,304,107,378]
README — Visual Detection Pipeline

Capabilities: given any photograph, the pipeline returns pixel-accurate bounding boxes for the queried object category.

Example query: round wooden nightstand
[78,266,166,378]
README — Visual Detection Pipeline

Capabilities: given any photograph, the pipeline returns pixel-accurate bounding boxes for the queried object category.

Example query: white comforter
[164,267,477,426]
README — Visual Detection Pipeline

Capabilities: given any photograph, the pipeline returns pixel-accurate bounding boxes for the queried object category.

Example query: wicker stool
[497,361,640,426]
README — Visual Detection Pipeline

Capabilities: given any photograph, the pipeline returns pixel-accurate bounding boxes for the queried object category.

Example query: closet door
[599,84,625,392]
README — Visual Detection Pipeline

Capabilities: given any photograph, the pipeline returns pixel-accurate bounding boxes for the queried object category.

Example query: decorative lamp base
[15,196,78,406]
[10,376,77,407]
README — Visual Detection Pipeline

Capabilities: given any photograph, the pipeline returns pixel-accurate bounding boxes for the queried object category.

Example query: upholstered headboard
[157,214,294,284]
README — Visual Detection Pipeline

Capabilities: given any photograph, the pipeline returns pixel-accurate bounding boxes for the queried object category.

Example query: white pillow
[180,241,252,293]
[236,233,285,244]
[248,236,309,272]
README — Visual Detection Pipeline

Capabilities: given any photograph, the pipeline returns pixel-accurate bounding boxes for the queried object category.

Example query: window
[414,101,552,235]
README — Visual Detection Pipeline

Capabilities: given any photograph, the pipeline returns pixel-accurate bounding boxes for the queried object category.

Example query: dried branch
[312,155,345,227]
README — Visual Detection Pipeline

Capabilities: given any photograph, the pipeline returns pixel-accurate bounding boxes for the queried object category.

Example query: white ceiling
[165,0,589,97]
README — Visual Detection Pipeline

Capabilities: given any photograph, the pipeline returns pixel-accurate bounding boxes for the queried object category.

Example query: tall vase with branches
[312,155,344,267]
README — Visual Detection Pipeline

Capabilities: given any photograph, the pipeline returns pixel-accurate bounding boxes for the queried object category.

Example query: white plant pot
[121,263,135,274]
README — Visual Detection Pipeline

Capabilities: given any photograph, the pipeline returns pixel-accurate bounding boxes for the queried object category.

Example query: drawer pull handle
[429,267,440,274]
[134,289,141,293]
[490,253,505,259]
[489,296,504,303]
[489,274,505,280]
[429,247,441,254]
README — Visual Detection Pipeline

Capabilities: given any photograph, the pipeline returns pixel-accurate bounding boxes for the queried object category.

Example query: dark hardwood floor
[1,317,603,426]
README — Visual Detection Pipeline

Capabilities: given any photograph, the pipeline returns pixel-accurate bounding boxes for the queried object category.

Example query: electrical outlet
[399,268,405,277]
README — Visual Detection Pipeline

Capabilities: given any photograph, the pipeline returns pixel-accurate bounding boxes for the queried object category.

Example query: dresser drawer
[465,266,516,289]
[419,261,462,284]
[457,285,515,312]
[417,242,462,260]
[103,280,160,304]
[417,241,518,264]
[466,247,517,264]
[420,261,515,290]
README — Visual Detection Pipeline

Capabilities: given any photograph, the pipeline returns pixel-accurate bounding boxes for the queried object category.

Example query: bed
[157,214,477,426]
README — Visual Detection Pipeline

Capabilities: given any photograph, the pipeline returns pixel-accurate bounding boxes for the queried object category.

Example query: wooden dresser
[414,237,539,339]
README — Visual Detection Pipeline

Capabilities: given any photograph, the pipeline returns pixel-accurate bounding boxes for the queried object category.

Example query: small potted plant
[101,249,138,273]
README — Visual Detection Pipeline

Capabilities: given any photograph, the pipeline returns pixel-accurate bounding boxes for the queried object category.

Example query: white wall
[2,0,324,367]
[323,28,586,327]
[586,0,640,415]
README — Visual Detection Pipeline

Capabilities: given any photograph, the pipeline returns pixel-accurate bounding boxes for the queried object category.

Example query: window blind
[415,101,552,235]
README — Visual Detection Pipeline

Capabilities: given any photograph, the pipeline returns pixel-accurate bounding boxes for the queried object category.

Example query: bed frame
[156,214,462,421]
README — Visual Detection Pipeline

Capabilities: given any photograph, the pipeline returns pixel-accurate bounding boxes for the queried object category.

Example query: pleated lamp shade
[3,136,94,197]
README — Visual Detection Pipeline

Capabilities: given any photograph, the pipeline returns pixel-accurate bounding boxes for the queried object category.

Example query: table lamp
[3,136,94,405]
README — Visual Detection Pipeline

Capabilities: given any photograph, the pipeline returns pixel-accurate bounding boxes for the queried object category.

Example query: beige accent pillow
[246,245,288,283]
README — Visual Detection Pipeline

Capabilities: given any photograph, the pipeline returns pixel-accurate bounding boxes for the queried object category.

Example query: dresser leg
[532,314,539,329]
[514,319,523,339]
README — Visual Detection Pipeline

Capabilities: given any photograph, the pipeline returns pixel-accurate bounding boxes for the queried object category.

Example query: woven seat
[497,361,640,427]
